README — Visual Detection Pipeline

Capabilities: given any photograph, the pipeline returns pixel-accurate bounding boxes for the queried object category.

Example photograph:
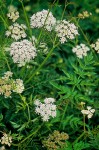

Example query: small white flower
[44,98,55,104]
[2,71,13,80]
[72,44,90,58]
[43,115,49,121]
[51,111,57,117]
[91,39,99,53]
[87,106,92,110]
[81,106,95,119]
[35,107,41,114]
[81,110,89,115]
[90,109,95,113]
[34,99,41,106]
[88,113,93,119]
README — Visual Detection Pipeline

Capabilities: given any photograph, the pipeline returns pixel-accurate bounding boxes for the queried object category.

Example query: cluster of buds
[0,133,12,147]
[42,130,69,150]
[0,71,24,98]
[78,11,92,19]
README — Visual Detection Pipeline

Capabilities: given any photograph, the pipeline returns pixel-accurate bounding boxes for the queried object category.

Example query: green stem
[20,1,32,38]
[2,49,11,71]
[83,115,86,132]
[27,104,31,122]
[12,124,43,146]
[0,16,9,29]
[59,102,68,129]
[61,0,67,20]
[36,10,51,45]
[25,43,59,84]
[74,18,98,59]
[36,1,56,45]
[73,131,86,144]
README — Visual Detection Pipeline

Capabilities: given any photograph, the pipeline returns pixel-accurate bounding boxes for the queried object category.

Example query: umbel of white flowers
[34,98,57,121]
[91,38,99,53]
[30,9,56,31]
[55,20,79,43]
[6,23,27,41]
[81,106,95,119]
[7,11,19,22]
[72,43,90,58]
[10,39,37,67]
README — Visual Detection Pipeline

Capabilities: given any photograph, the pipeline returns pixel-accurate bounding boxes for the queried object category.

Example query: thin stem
[59,102,68,129]
[12,123,43,146]
[27,104,31,122]
[74,18,98,60]
[0,15,9,29]
[36,0,56,45]
[36,10,50,45]
[73,131,87,144]
[2,50,11,71]
[19,0,32,38]
[83,115,86,132]
[25,42,59,84]
[61,0,67,20]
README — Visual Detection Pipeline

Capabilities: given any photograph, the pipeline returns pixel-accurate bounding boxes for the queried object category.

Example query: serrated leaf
[73,141,90,150]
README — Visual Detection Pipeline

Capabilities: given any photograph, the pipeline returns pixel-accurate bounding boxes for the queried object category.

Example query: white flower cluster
[30,9,56,31]
[5,23,27,41]
[72,44,90,58]
[0,146,5,150]
[81,106,95,119]
[0,133,12,147]
[7,11,19,22]
[91,39,99,53]
[2,71,13,80]
[13,79,24,94]
[10,39,37,67]
[34,98,57,121]
[55,20,79,44]
[0,71,24,98]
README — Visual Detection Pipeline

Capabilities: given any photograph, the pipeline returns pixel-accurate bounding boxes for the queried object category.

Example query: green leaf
[59,141,73,150]
[10,121,20,129]
[73,141,90,150]
[0,113,3,121]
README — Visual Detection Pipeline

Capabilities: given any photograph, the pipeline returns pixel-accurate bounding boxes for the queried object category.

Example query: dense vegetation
[0,0,99,150]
